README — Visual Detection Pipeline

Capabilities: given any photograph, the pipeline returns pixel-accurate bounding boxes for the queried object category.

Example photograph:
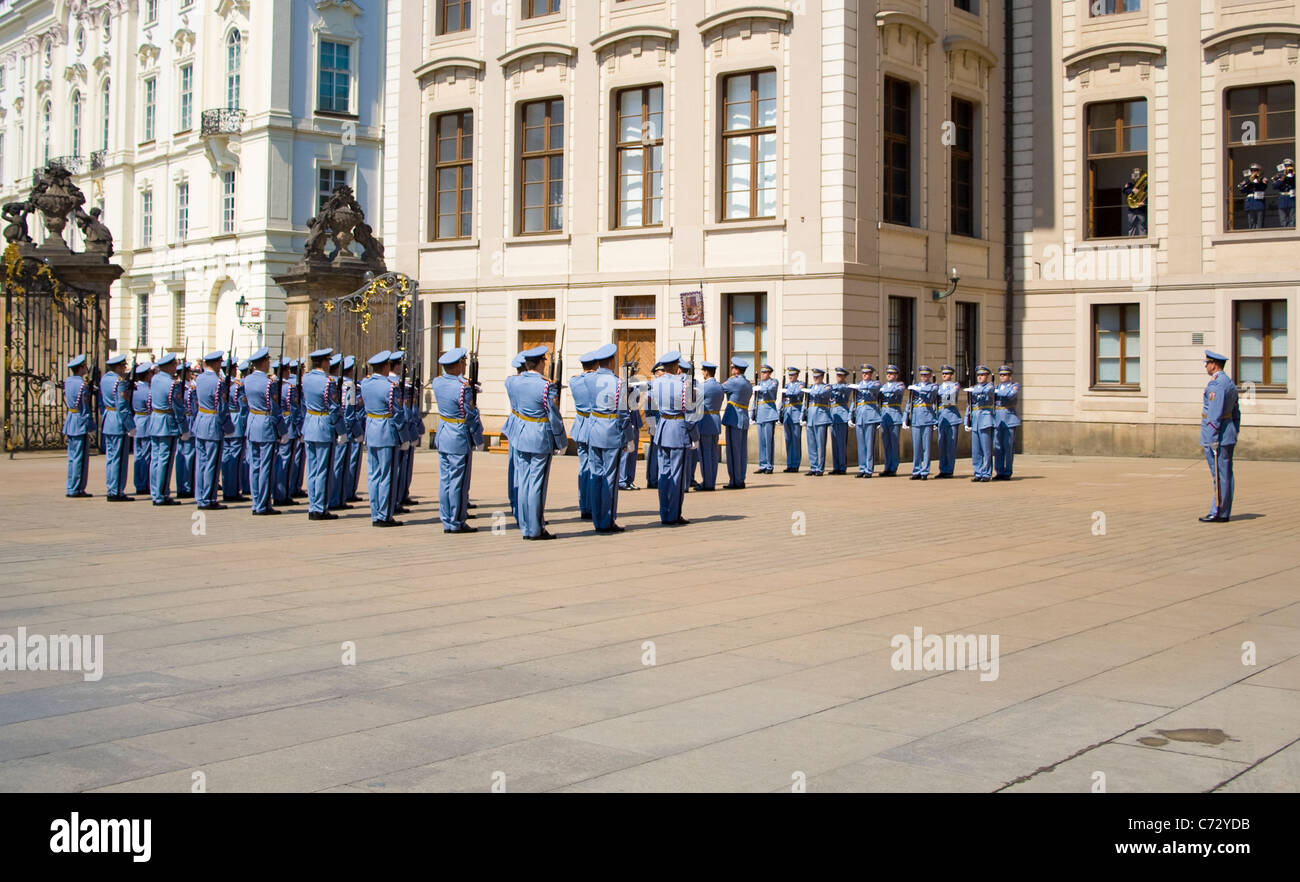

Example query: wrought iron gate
[2,245,106,452]
[311,272,424,382]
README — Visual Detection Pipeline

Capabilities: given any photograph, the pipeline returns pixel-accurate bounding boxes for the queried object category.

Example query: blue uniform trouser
[401,444,415,501]
[994,425,1015,477]
[275,439,294,502]
[856,423,878,474]
[881,416,902,472]
[327,439,346,507]
[757,421,775,469]
[367,445,395,523]
[290,437,304,495]
[971,428,993,479]
[698,433,720,489]
[1205,443,1234,518]
[806,423,827,473]
[513,448,550,538]
[134,436,152,495]
[576,441,591,515]
[507,446,519,517]
[462,449,472,514]
[782,413,802,469]
[150,436,176,502]
[388,446,406,516]
[347,438,363,499]
[619,442,637,486]
[248,440,276,513]
[304,440,332,514]
[438,450,468,529]
[589,446,621,530]
[222,435,246,499]
[725,426,747,487]
[176,438,195,495]
[104,433,127,497]
[195,438,221,506]
[936,421,958,475]
[65,434,89,495]
[911,425,933,476]
[242,438,252,494]
[645,440,659,488]
[656,446,687,524]
[830,422,848,471]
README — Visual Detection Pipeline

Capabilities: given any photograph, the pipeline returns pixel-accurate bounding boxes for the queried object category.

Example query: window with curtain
[1235,300,1287,389]
[226,30,242,109]
[1093,303,1140,387]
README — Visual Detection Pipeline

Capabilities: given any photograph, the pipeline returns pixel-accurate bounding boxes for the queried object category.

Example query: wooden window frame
[522,0,560,20]
[1084,98,1148,239]
[614,295,656,321]
[1090,0,1141,15]
[1225,82,1296,232]
[951,97,976,237]
[955,301,979,384]
[438,0,472,35]
[434,301,466,367]
[616,85,664,229]
[883,77,912,226]
[726,293,767,372]
[1234,299,1288,391]
[1091,303,1141,389]
[888,296,915,376]
[721,70,777,221]
[432,110,473,240]
[519,99,564,235]
[518,298,556,322]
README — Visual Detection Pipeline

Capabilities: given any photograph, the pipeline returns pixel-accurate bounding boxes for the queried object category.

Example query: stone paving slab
[0,450,1297,792]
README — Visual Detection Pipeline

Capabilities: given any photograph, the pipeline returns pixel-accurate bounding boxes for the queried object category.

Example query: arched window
[41,100,51,163]
[226,29,241,110]
[71,90,82,158]
[101,80,110,151]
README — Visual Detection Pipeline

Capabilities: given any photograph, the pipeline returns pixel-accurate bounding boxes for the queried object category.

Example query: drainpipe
[1003,0,1015,367]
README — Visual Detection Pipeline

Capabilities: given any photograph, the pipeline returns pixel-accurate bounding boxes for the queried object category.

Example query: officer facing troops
[828,368,852,474]
[243,348,283,514]
[192,351,232,511]
[570,352,597,520]
[146,353,187,505]
[1199,350,1240,523]
[360,350,406,527]
[993,365,1021,480]
[432,347,479,534]
[802,368,831,477]
[965,365,995,482]
[583,342,628,533]
[506,345,567,540]
[851,364,882,478]
[935,365,963,478]
[649,351,696,525]
[101,354,136,501]
[62,354,94,498]
[720,357,752,488]
[878,365,906,476]
[131,361,155,497]
[780,366,804,472]
[750,363,778,474]
[904,366,938,480]
[694,361,724,491]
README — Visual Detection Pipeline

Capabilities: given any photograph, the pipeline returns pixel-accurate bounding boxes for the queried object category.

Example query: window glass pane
[1238,329,1263,358]
[549,155,563,180]
[726,75,750,104]
[649,86,663,115]
[1239,358,1263,384]
[1266,83,1294,109]
[725,137,750,166]
[1123,330,1140,358]
[757,160,776,188]
[525,102,544,127]
[524,124,544,152]
[523,207,543,232]
[727,159,751,190]
[758,132,776,163]
[725,191,749,219]
[621,147,643,177]
[439,135,458,163]
[1238,301,1263,329]
[732,295,754,324]
[733,324,755,351]
[620,201,641,227]
[549,205,563,230]
[1096,305,1119,332]
[524,182,543,208]
[524,158,544,182]
[758,95,777,128]
[758,72,776,100]
[438,167,458,191]
[1124,305,1140,331]
[649,197,662,225]
[619,111,642,143]
[438,215,457,239]
[726,98,751,131]
[1124,357,1140,384]
[1097,332,1120,359]
[1097,358,1120,383]
[548,181,563,206]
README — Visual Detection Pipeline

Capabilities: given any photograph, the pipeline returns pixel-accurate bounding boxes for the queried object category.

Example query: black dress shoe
[445,524,478,533]
[328,503,354,510]
[831,470,847,475]
[197,503,228,511]
[346,495,362,503]
[252,508,283,515]
[374,518,403,527]
[153,498,180,506]
[936,474,953,479]
[580,512,593,520]
[782,467,798,473]
[525,530,556,540]
[308,511,339,520]
[971,477,982,482]
[881,471,896,477]
[396,506,411,514]
[993,474,1012,481]
[672,517,690,525]
[1198,515,1230,523]
[67,491,93,498]
[920,475,928,481]
[910,475,920,480]
[467,503,477,509]
[107,494,135,502]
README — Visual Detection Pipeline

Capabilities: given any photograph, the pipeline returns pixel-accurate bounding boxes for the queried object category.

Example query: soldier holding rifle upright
[63,354,94,498]
[101,354,136,501]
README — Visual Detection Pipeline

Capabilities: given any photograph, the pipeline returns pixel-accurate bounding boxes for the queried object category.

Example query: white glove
[799,420,806,427]
[849,420,855,428]
[127,429,136,438]
[626,441,636,453]
[181,432,193,441]
[902,423,909,430]
[963,425,971,434]
[474,442,487,452]
[224,432,235,439]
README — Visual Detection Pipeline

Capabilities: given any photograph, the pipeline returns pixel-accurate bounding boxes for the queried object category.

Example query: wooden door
[616,328,655,440]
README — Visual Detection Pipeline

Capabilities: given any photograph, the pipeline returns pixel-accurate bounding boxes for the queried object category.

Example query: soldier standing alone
[1199,350,1240,523]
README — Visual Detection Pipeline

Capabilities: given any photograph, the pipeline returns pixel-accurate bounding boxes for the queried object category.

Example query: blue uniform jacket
[721,375,752,430]
[880,381,906,423]
[829,383,852,424]
[279,378,299,439]
[147,373,187,437]
[230,379,248,438]
[505,372,567,454]
[965,383,995,430]
[650,373,697,448]
[100,373,136,436]
[750,378,778,423]
[936,381,964,426]
[803,382,832,427]
[192,370,231,441]
[243,371,284,443]
[132,381,153,439]
[853,380,882,424]
[1201,371,1240,446]
[569,372,595,446]
[301,370,344,443]
[63,375,93,436]
[360,373,405,447]
[433,373,477,455]
[995,382,1022,428]
[586,368,629,449]
[779,380,804,420]
[905,382,938,427]
[697,378,724,435]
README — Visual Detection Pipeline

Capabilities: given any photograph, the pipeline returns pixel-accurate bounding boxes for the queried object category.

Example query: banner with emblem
[679,290,704,327]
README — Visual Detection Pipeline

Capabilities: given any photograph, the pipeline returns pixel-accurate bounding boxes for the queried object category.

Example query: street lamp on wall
[235,293,264,337]
[932,267,960,301]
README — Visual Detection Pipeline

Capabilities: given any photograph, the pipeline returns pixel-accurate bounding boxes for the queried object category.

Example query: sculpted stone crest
[304,184,385,271]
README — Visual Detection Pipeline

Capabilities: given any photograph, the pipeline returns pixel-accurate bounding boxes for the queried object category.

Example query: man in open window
[1272,158,1295,228]
[1238,163,1269,229]
[1122,167,1147,236]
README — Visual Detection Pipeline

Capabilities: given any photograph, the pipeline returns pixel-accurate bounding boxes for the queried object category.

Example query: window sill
[505,233,570,245]
[1077,236,1155,246]
[878,221,926,237]
[1211,229,1300,244]
[174,128,192,137]
[704,218,784,233]
[212,233,237,241]
[1086,386,1144,395]
[314,110,358,120]
[138,139,157,148]
[1239,385,1289,395]
[421,238,479,251]
[431,28,474,41]
[598,226,672,241]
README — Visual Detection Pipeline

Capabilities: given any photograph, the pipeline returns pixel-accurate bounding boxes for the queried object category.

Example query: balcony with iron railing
[47,155,84,174]
[201,108,245,136]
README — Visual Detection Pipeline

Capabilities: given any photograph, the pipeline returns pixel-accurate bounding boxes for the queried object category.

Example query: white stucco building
[0,0,387,362]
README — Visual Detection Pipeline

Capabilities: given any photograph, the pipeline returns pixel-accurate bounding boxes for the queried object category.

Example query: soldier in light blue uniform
[398,379,422,507]
[506,345,566,539]
[750,364,778,474]
[222,356,249,502]
[643,362,662,489]
[385,351,411,517]
[175,365,198,499]
[879,365,905,476]
[300,347,344,520]
[239,359,254,496]
[993,365,1021,480]
[63,354,94,497]
[905,365,938,479]
[935,365,963,478]
[570,353,597,519]
[829,368,852,474]
[192,351,232,510]
[243,347,284,514]
[289,359,307,498]
[147,352,187,505]
[965,365,995,482]
[361,350,406,527]
[1199,350,1240,522]
[584,343,628,533]
[100,354,136,501]
[721,357,752,489]
[618,360,643,491]
[850,364,881,477]
[802,368,832,477]
[432,346,479,533]
[694,361,724,491]
[131,362,155,496]
[271,358,296,506]
[650,351,696,525]
[325,354,351,510]
[780,367,804,472]
[503,351,526,517]
[344,356,365,503]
